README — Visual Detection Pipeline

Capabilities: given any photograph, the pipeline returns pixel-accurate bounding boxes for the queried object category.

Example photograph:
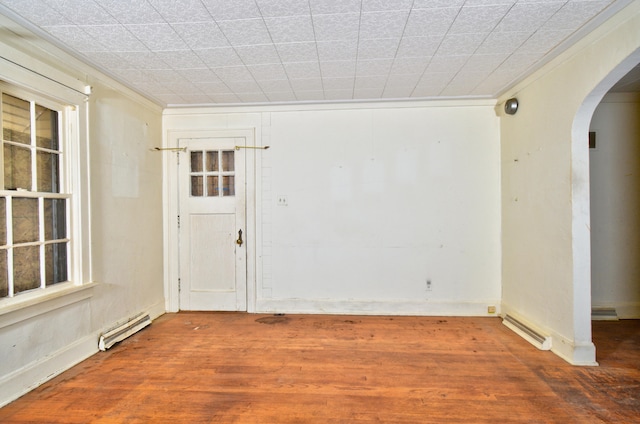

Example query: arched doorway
[589,65,640,319]
[572,49,640,360]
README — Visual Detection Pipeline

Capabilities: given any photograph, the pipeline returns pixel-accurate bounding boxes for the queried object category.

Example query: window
[0,89,69,298]
[190,150,235,197]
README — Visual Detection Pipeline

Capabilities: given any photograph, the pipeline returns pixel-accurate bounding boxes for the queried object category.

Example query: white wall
[590,93,640,318]
[500,1,640,364]
[164,101,502,316]
[0,16,165,406]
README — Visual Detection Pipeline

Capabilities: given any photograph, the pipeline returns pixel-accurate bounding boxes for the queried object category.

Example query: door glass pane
[223,176,235,196]
[37,151,60,193]
[35,105,58,150]
[191,176,203,197]
[207,176,219,197]
[13,198,39,244]
[190,151,202,172]
[0,249,7,297]
[45,242,67,285]
[2,94,31,145]
[14,245,40,293]
[44,198,66,240]
[206,151,219,171]
[4,145,32,190]
[222,151,234,171]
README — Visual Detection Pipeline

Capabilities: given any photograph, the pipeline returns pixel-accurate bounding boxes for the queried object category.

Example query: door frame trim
[163,129,257,313]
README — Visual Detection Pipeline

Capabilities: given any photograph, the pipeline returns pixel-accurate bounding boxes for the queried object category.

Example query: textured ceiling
[0,0,627,106]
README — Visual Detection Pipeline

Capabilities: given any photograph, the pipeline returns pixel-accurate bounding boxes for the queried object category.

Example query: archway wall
[499,1,640,365]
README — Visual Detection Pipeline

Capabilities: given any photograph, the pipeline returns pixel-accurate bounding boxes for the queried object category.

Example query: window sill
[0,282,97,329]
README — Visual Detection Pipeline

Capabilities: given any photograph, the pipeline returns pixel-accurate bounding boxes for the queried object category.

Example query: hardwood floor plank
[0,313,638,423]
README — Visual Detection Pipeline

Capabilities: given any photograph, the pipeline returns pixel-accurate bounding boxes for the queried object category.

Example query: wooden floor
[1,313,639,423]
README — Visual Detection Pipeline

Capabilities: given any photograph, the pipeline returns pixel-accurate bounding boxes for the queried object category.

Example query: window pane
[13,245,40,293]
[190,151,202,172]
[0,249,7,297]
[222,151,234,171]
[206,151,219,171]
[0,197,5,246]
[44,198,66,241]
[35,105,58,150]
[12,198,39,244]
[2,94,31,145]
[45,242,67,286]
[191,176,203,197]
[4,145,32,190]
[37,151,60,193]
[223,176,235,196]
[206,176,219,197]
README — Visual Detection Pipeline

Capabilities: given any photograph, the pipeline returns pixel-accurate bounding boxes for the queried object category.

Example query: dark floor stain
[255,316,291,325]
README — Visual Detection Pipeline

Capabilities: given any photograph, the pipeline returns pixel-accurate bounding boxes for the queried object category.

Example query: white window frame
[0,66,93,323]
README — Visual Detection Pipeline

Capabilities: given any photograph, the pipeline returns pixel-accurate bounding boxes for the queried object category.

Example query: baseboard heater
[503,314,551,350]
[591,307,618,321]
[98,312,152,351]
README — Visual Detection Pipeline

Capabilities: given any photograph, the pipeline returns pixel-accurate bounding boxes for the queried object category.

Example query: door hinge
[178,278,181,292]
[177,215,180,229]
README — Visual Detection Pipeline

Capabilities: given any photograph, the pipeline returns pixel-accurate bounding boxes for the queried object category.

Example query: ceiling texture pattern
[0,0,627,106]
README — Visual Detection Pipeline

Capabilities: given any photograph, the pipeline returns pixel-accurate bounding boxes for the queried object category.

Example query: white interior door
[178,137,246,311]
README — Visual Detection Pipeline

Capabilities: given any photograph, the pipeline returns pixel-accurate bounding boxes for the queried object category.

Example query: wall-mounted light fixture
[504,98,519,115]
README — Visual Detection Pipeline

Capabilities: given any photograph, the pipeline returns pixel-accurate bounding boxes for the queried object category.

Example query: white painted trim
[502,315,551,350]
[551,334,599,367]
[256,298,501,317]
[599,92,640,103]
[164,129,258,312]
[593,302,640,319]
[0,43,94,305]
[501,303,598,366]
[0,300,165,408]
[163,98,497,116]
[0,282,97,329]
[0,327,97,408]
[0,44,86,98]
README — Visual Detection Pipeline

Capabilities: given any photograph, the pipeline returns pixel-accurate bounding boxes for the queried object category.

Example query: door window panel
[190,151,202,173]
[207,176,219,197]
[206,151,219,172]
[190,150,235,197]
[191,176,203,197]
[223,176,235,196]
[222,151,234,172]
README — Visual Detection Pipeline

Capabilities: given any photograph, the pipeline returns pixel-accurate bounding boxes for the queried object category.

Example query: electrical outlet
[487,305,496,314]
[277,195,288,206]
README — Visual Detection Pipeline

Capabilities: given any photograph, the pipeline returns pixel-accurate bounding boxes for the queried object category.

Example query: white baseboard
[255,298,501,317]
[500,304,597,366]
[593,302,640,319]
[0,330,98,408]
[0,300,166,408]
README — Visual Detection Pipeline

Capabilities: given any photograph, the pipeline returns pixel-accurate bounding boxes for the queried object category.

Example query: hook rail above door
[234,145,270,150]
[150,147,187,152]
